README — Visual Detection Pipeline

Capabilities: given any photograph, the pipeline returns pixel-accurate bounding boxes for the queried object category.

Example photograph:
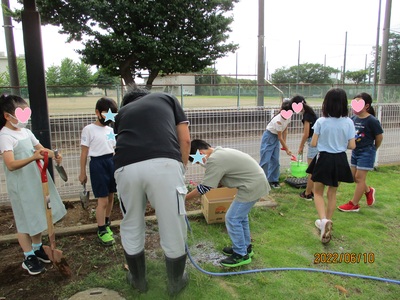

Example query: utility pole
[2,0,20,95]
[342,32,347,85]
[373,0,382,100]
[296,40,300,93]
[257,0,265,106]
[21,0,54,178]
[377,0,391,105]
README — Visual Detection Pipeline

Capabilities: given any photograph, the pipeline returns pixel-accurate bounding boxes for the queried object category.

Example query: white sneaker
[320,219,333,244]
[315,219,321,230]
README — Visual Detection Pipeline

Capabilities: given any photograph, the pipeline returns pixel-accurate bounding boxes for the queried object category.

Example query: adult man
[186,140,270,267]
[113,86,190,295]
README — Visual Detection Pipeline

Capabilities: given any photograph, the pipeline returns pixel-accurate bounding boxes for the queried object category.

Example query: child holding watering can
[260,100,293,189]
[306,88,356,244]
[0,94,66,275]
[79,97,118,246]
[338,92,383,212]
[291,96,319,200]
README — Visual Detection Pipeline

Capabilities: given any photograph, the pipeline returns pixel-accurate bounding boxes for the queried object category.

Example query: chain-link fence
[0,85,399,204]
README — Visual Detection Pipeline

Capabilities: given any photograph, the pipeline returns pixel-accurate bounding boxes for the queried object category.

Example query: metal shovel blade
[80,184,90,209]
[55,164,68,182]
[53,149,68,182]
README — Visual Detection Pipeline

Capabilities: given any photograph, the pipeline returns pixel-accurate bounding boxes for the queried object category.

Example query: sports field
[44,95,325,114]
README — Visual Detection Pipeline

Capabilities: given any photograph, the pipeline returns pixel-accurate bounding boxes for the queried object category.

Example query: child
[338,93,383,212]
[307,88,356,244]
[79,97,118,246]
[0,94,67,275]
[291,96,319,200]
[186,139,270,267]
[260,100,293,188]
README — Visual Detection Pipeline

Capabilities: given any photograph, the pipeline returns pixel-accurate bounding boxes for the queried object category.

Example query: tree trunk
[145,69,160,90]
[120,59,135,86]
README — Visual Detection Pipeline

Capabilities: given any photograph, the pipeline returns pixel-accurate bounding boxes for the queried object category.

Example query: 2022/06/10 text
[314,252,375,264]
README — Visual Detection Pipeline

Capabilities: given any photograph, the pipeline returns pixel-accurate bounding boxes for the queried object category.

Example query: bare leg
[313,182,326,220]
[305,157,314,195]
[106,193,114,220]
[18,233,33,253]
[351,169,369,205]
[326,186,338,219]
[96,196,108,226]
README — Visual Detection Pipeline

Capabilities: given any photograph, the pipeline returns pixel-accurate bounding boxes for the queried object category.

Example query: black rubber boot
[124,250,148,293]
[165,254,189,296]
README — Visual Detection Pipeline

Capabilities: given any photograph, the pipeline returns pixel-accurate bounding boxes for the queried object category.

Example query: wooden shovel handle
[36,152,56,247]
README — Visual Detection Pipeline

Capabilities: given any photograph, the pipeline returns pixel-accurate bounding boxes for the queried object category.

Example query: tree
[371,33,400,84]
[26,0,239,89]
[45,65,60,96]
[93,68,120,96]
[271,63,340,84]
[385,33,400,84]
[345,70,368,84]
[74,62,93,95]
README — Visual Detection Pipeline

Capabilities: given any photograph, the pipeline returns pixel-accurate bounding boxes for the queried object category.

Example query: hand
[298,148,303,155]
[40,148,54,158]
[32,149,44,161]
[286,149,292,156]
[79,174,87,185]
[54,151,63,165]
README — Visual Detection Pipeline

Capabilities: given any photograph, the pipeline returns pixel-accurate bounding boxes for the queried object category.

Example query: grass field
[56,164,399,299]
[45,95,325,114]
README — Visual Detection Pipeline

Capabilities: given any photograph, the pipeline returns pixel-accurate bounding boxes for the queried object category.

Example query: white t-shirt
[0,127,39,153]
[266,114,291,134]
[80,123,115,157]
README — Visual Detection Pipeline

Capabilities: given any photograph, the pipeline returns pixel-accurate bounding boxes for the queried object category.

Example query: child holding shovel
[0,94,67,275]
[79,97,118,246]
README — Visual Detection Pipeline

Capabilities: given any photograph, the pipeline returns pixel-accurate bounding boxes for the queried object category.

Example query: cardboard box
[201,187,237,224]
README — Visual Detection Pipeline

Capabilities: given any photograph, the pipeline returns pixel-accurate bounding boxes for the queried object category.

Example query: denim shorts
[306,138,318,159]
[351,145,376,171]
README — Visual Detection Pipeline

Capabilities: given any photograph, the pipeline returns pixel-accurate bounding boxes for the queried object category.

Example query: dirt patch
[0,197,202,236]
[0,196,202,299]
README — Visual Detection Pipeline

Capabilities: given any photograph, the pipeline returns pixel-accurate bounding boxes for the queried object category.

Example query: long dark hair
[290,95,317,118]
[322,88,348,118]
[0,94,28,129]
[354,92,375,116]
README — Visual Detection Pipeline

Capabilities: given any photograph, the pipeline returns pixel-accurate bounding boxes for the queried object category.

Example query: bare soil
[0,197,202,300]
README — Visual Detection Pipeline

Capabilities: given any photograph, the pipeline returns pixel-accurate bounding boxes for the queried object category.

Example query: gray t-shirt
[202,147,270,202]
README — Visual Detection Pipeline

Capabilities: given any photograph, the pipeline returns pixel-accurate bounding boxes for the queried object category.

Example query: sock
[32,243,42,251]
[98,225,107,233]
[24,250,35,258]
[105,217,110,226]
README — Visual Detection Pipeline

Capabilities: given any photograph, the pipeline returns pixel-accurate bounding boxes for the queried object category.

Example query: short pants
[351,145,376,171]
[89,153,117,197]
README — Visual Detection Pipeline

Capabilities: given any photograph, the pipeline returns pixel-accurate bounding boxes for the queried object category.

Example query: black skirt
[306,152,354,187]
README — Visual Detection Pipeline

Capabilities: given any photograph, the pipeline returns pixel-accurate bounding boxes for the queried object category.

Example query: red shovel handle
[36,151,49,183]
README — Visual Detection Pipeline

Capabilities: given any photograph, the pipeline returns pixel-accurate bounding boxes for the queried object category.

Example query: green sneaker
[220,252,251,268]
[222,244,254,258]
[98,230,115,246]
[106,225,114,236]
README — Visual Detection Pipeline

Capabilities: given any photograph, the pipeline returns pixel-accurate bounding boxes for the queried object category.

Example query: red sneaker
[337,201,360,212]
[365,186,375,206]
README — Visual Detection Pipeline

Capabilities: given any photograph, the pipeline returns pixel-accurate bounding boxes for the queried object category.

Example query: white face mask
[8,114,29,129]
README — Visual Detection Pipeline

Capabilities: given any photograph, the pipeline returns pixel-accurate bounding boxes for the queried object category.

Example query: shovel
[80,183,90,210]
[36,151,72,277]
[53,149,68,182]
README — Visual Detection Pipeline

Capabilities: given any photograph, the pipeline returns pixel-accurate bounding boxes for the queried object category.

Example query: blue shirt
[313,117,356,153]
